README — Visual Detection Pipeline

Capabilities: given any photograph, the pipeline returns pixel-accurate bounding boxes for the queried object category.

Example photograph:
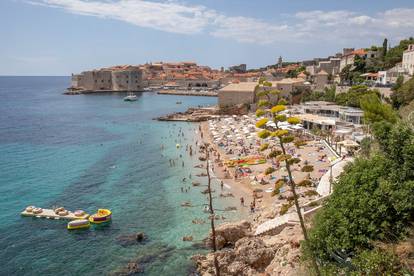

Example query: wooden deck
[21,209,89,220]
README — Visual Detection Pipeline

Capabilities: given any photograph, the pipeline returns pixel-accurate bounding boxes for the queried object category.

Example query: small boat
[67,219,90,230]
[89,209,112,224]
[123,92,137,101]
[176,101,182,104]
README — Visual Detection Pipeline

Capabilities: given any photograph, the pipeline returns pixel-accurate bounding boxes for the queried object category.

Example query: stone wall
[218,90,255,108]
[71,68,144,91]
[112,70,143,91]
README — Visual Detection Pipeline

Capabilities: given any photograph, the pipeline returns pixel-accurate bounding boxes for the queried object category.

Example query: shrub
[308,154,414,263]
[351,249,406,275]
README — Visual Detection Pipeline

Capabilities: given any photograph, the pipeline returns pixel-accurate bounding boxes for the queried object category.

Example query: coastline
[158,90,218,97]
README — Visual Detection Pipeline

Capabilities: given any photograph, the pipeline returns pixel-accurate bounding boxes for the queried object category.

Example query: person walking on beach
[240,197,244,206]
[220,180,224,190]
[250,202,255,213]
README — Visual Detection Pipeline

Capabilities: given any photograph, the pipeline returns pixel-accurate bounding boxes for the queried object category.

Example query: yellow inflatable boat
[67,219,90,230]
[89,209,112,224]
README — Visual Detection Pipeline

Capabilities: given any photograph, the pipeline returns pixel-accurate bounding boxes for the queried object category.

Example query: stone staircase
[255,212,298,235]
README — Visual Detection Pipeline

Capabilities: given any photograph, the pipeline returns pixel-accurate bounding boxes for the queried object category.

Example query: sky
[1,0,414,75]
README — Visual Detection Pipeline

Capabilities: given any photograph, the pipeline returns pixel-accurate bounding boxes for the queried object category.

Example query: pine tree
[382,38,388,58]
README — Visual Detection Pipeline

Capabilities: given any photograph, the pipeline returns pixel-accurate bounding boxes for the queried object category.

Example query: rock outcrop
[194,223,305,276]
[116,232,147,247]
[193,237,277,275]
[204,220,251,250]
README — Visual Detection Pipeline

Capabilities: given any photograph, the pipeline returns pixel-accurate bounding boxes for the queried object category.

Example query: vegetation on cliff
[304,98,414,274]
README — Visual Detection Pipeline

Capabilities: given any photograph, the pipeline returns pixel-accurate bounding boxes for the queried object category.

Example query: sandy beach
[196,112,337,221]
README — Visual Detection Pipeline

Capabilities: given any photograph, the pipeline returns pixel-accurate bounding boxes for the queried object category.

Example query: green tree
[360,93,397,125]
[353,55,366,72]
[339,64,352,83]
[324,85,336,102]
[393,75,404,91]
[384,37,414,69]
[359,137,372,158]
[307,121,414,273]
[335,85,380,108]
[391,76,414,108]
[382,38,388,58]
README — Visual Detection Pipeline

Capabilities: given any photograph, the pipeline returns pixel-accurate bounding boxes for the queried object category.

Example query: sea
[0,76,240,276]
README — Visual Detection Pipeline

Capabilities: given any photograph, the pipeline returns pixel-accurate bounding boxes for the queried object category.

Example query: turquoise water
[0,77,238,275]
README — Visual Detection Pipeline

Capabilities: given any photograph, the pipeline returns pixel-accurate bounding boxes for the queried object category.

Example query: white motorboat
[123,92,137,101]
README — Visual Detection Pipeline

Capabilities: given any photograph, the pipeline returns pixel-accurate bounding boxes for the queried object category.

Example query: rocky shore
[193,217,305,276]
[156,107,219,122]
[157,90,218,97]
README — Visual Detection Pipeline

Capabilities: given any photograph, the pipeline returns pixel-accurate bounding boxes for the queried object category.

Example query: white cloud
[26,1,414,45]
[28,0,214,34]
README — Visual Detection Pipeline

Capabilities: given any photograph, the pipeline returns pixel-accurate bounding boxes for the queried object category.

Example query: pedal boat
[89,209,112,224]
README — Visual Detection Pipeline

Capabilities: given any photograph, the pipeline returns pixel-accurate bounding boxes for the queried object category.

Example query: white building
[402,44,414,76]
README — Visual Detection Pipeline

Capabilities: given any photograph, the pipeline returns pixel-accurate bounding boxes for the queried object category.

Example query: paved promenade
[316,158,353,197]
